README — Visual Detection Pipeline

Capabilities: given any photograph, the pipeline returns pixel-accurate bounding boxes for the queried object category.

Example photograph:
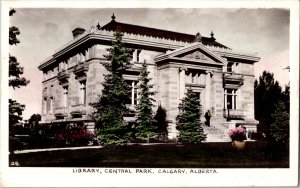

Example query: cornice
[216,51,261,63]
[38,29,261,70]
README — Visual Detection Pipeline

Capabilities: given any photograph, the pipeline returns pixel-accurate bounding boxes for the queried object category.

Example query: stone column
[131,81,135,106]
[132,50,137,62]
[200,73,206,85]
[224,89,227,110]
[179,68,186,99]
[136,87,139,105]
[197,73,201,84]
[232,90,235,110]
[205,71,213,112]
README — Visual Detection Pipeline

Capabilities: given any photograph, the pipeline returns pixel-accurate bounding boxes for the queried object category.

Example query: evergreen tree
[90,32,133,145]
[269,101,289,143]
[281,83,290,113]
[176,89,206,143]
[28,113,42,130]
[154,104,168,134]
[254,71,282,139]
[9,99,25,130]
[135,61,157,141]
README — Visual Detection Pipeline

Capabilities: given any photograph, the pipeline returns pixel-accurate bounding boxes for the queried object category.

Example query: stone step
[203,125,231,142]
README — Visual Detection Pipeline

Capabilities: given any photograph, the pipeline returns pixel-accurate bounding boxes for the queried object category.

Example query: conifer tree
[90,32,133,145]
[254,71,282,138]
[154,104,168,134]
[176,89,206,143]
[135,61,157,141]
[270,101,289,143]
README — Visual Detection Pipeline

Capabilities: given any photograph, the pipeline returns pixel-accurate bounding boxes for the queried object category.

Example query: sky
[8,8,290,119]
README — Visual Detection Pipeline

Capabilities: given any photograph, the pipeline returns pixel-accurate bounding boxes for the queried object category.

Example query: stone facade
[38,17,260,141]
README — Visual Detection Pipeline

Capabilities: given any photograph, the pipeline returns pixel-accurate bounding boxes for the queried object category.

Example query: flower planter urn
[232,140,246,151]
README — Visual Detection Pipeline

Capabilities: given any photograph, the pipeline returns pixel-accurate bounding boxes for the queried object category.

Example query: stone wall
[239,75,255,120]
[211,72,225,126]
[157,65,180,138]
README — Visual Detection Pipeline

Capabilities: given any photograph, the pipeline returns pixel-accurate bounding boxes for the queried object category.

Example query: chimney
[72,27,86,39]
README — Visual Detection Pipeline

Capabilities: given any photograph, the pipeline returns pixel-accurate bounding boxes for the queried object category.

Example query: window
[224,89,237,110]
[227,62,233,72]
[43,98,47,115]
[192,92,201,118]
[126,80,138,106]
[63,86,68,107]
[185,71,202,84]
[49,97,53,114]
[46,97,53,114]
[136,50,141,62]
[191,73,195,83]
[79,81,86,105]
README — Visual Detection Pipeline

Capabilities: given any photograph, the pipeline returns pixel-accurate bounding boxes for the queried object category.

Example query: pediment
[155,42,227,65]
[176,49,212,61]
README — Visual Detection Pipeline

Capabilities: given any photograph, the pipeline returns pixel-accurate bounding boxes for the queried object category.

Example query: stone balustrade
[53,107,68,119]
[70,104,87,117]
[223,109,245,120]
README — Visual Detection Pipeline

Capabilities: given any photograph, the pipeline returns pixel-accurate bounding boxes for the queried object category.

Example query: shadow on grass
[9,141,289,168]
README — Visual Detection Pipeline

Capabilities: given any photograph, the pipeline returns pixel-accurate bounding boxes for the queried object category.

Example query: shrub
[228,127,247,141]
[53,126,95,147]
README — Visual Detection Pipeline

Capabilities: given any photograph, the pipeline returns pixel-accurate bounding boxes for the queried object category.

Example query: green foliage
[254,71,282,138]
[9,10,29,153]
[255,71,290,143]
[9,9,20,46]
[90,32,133,145]
[9,99,25,128]
[135,61,157,140]
[176,89,206,143]
[28,113,41,130]
[270,101,289,143]
[9,26,20,45]
[9,55,30,89]
[154,104,168,133]
[9,9,29,89]
[281,83,290,113]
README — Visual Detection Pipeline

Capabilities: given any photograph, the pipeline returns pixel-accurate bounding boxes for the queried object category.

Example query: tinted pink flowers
[228,127,247,141]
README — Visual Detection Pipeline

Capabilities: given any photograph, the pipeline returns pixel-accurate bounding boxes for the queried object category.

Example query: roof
[101,20,229,49]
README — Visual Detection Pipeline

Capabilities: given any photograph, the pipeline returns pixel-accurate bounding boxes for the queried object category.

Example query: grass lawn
[9,142,289,168]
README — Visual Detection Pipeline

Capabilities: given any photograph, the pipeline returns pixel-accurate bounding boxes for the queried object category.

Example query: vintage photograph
[2,1,299,187]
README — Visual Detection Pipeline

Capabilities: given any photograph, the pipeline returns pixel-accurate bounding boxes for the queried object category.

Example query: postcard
[1,0,299,187]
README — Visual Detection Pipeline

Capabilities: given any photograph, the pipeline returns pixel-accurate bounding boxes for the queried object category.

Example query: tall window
[136,50,141,62]
[227,62,233,72]
[43,98,47,115]
[126,80,138,106]
[46,97,53,114]
[49,97,53,114]
[224,89,237,110]
[193,91,201,117]
[79,81,86,105]
[63,86,68,108]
